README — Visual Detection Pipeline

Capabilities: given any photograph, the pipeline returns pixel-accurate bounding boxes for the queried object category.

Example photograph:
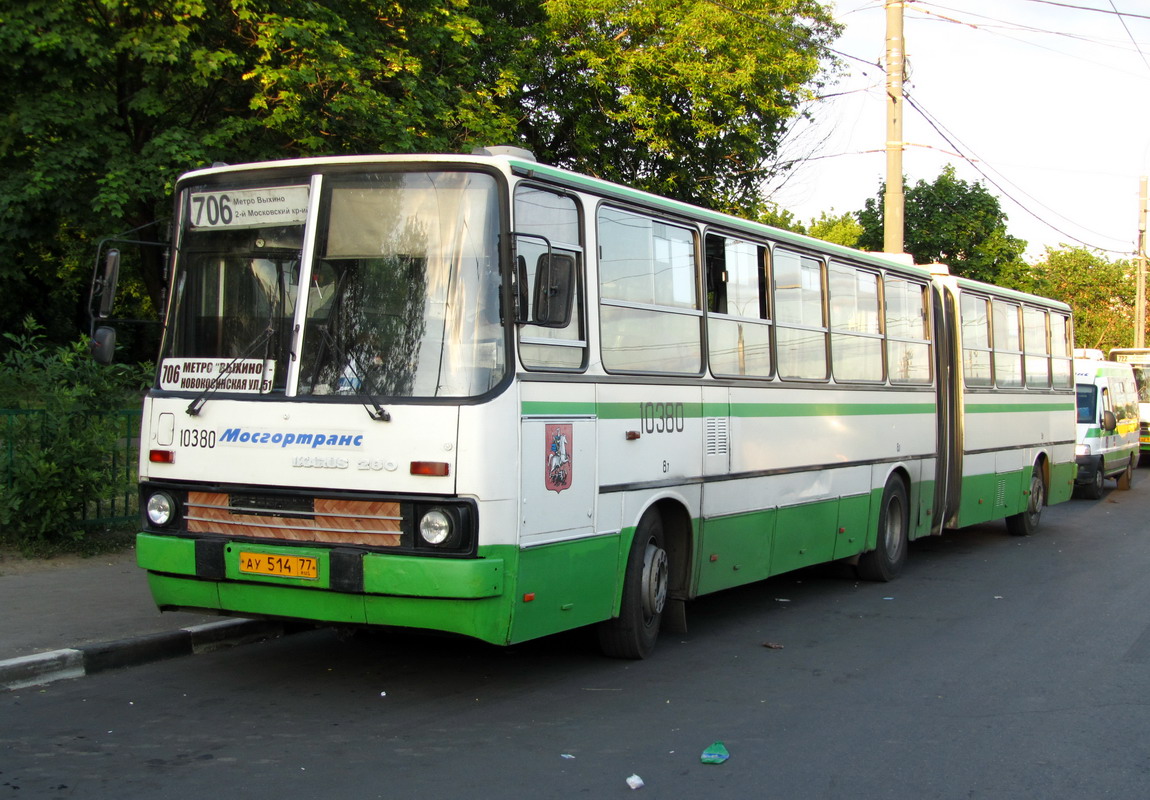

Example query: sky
[771,0,1150,261]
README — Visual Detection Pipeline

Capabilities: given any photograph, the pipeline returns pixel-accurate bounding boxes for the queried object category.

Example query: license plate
[238,551,318,580]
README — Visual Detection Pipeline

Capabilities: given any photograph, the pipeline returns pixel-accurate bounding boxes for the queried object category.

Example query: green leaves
[529,0,838,216]
[857,166,1027,283]
[2,0,839,361]
[0,319,150,553]
[1016,247,1135,351]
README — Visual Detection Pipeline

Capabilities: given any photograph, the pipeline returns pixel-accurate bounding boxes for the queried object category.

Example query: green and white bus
[128,149,1076,658]
[1107,347,1150,460]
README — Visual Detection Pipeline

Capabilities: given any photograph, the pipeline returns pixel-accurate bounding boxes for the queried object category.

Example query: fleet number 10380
[639,402,686,434]
[181,429,216,448]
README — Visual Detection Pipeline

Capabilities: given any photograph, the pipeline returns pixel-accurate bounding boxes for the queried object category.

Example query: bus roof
[177,151,1071,311]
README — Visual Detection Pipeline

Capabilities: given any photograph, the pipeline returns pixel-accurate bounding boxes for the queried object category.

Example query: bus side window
[960,293,992,387]
[774,248,827,380]
[1022,306,1050,388]
[992,300,1024,388]
[828,261,882,382]
[598,206,702,374]
[885,278,931,384]
[1050,313,1073,388]
[514,185,586,370]
[706,233,771,378]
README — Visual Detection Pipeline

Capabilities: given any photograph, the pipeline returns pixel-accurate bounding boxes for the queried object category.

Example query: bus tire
[1007,466,1046,536]
[1117,456,1136,490]
[857,477,908,583]
[598,512,668,660]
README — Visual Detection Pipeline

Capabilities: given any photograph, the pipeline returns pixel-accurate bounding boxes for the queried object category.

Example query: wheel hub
[641,543,668,619]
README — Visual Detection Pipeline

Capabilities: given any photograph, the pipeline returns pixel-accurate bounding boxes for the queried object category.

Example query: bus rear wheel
[857,477,908,583]
[1007,466,1045,536]
[598,512,668,659]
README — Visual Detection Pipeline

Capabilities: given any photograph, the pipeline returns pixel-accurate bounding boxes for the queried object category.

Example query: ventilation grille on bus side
[706,417,730,456]
[994,479,1008,508]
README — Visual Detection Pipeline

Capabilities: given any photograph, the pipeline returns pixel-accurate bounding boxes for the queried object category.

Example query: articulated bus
[1107,348,1150,461]
[124,148,1077,658]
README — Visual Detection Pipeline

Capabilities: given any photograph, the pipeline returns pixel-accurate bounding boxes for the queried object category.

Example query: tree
[518,0,839,216]
[1,0,839,359]
[1010,246,1135,351]
[0,0,520,353]
[856,166,1026,283]
[806,209,862,248]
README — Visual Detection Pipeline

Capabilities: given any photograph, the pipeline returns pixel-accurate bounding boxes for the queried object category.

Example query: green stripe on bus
[965,402,1075,413]
[522,401,935,417]
[729,402,935,417]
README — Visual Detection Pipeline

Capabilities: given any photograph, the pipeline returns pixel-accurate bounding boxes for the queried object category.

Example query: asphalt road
[3,483,1149,799]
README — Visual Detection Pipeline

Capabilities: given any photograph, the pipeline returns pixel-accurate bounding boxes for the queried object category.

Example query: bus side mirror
[90,325,117,365]
[97,249,121,318]
[1102,409,1117,432]
[532,253,574,328]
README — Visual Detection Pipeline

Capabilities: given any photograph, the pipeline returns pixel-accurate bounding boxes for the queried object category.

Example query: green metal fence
[0,407,142,529]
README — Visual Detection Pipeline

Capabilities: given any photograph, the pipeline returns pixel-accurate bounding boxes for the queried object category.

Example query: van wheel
[1007,467,1045,536]
[857,477,908,582]
[1117,456,1136,490]
[598,512,667,659]
[1081,466,1105,500]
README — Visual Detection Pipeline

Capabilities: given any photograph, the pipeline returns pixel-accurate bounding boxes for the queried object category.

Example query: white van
[1074,358,1140,498]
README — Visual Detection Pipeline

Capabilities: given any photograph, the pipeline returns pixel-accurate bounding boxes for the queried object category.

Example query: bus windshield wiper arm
[185,324,276,416]
[315,325,391,422]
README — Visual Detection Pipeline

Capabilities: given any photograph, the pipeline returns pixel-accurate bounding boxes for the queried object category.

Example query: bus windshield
[161,170,505,399]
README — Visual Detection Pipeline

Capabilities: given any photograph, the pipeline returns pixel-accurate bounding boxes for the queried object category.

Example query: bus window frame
[594,200,705,377]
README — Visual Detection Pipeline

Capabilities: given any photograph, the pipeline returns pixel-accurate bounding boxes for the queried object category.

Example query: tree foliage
[0,319,151,553]
[523,0,838,215]
[856,166,1027,283]
[1008,246,1135,351]
[1,0,838,359]
[806,209,862,248]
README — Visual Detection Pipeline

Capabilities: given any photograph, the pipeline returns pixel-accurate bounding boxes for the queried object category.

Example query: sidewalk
[0,545,292,690]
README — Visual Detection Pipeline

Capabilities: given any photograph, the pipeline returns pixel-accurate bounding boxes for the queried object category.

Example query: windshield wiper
[313,324,391,422]
[185,324,276,416]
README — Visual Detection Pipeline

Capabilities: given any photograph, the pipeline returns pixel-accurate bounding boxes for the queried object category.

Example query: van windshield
[1076,384,1097,424]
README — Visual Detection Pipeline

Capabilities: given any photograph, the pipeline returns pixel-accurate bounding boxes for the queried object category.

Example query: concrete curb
[0,619,290,691]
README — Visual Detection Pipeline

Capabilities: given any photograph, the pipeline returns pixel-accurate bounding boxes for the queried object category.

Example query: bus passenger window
[829,262,882,382]
[1050,314,1073,388]
[1022,306,1051,387]
[960,293,992,387]
[885,278,931,384]
[598,206,702,374]
[706,234,771,378]
[993,300,1024,388]
[774,248,827,380]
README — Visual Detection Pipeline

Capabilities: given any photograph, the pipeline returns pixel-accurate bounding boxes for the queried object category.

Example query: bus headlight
[1075,444,1091,457]
[146,491,177,527]
[418,509,453,546]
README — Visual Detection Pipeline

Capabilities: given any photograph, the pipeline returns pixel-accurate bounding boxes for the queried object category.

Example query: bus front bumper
[136,533,511,644]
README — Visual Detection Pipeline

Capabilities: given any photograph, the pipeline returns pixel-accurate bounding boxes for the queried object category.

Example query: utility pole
[1137,176,1147,348]
[884,0,905,255]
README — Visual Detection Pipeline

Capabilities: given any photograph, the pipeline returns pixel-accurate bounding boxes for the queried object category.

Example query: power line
[901,89,1125,252]
[1105,0,1150,73]
[1009,0,1150,22]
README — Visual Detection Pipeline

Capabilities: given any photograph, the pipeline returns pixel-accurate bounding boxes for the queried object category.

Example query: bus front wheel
[598,512,668,659]
[857,477,909,583]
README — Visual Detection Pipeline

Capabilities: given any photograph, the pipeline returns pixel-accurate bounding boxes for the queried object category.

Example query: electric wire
[810,0,1144,255]
[901,89,1123,252]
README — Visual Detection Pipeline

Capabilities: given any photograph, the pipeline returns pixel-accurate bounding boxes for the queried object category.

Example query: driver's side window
[513,185,585,370]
